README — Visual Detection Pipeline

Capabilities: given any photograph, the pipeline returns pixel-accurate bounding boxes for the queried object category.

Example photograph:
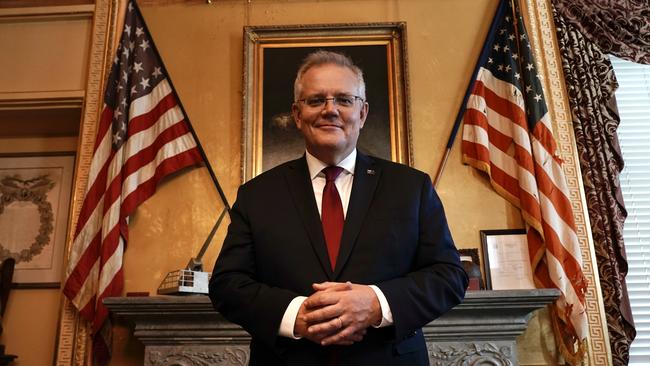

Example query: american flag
[460,0,588,363]
[62,0,203,362]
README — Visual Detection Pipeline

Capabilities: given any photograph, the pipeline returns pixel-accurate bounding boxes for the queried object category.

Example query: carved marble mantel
[104,289,559,366]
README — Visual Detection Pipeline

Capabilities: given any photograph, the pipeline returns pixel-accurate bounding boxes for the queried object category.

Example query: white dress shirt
[278,149,394,338]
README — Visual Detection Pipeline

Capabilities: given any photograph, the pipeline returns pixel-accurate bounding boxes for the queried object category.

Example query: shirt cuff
[369,285,393,327]
[278,296,308,339]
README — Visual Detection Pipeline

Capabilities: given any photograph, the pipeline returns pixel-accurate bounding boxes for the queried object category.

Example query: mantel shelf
[105,288,559,366]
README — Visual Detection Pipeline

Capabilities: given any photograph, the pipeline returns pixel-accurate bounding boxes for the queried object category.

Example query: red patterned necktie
[321,166,344,271]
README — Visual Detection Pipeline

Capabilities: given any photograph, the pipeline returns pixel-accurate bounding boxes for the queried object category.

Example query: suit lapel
[284,156,333,279]
[334,152,381,278]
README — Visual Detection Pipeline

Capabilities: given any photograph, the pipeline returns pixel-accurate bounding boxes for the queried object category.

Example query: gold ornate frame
[241,23,413,182]
[523,0,612,363]
[54,0,120,365]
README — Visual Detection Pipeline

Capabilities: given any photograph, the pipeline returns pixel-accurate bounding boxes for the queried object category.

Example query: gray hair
[293,50,366,102]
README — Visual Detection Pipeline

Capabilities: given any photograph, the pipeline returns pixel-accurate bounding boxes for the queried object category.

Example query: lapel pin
[367,169,375,175]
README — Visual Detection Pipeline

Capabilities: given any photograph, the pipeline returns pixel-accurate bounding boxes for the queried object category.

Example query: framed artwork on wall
[241,22,412,182]
[0,152,75,288]
[480,228,534,290]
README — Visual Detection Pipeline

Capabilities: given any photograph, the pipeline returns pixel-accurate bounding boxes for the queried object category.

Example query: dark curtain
[552,8,636,366]
[554,0,650,64]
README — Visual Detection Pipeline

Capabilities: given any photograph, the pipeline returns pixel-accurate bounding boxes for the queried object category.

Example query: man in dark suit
[209,50,468,365]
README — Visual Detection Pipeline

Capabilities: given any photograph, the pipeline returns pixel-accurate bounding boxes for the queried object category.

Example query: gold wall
[1,1,582,365]
[125,0,524,296]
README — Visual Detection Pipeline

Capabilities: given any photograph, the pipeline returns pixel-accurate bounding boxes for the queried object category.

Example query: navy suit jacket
[209,153,468,365]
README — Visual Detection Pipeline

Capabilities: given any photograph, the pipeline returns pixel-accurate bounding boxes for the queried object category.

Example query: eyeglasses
[297,94,364,108]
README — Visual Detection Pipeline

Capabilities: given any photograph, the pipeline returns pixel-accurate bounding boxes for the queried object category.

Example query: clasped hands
[293,281,381,346]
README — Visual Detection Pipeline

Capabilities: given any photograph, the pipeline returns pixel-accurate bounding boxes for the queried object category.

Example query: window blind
[611,55,650,365]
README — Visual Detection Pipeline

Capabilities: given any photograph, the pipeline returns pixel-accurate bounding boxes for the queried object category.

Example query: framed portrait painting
[0,152,75,288]
[242,22,412,182]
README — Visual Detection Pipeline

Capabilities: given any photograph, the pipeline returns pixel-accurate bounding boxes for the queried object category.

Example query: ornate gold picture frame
[242,22,412,182]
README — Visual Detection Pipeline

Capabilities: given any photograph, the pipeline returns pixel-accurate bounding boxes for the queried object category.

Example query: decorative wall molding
[53,1,119,365]
[0,91,84,110]
[522,0,612,364]
[0,5,94,22]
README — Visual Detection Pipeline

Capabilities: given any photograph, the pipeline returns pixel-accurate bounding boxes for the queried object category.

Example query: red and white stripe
[63,78,203,334]
[462,67,588,341]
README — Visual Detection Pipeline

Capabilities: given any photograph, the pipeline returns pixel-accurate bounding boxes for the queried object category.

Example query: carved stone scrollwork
[428,343,513,366]
[148,347,249,366]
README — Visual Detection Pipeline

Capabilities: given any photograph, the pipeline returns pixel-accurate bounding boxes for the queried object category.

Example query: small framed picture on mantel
[480,229,535,290]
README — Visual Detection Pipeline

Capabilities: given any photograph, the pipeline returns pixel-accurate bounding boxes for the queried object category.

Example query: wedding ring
[337,317,343,329]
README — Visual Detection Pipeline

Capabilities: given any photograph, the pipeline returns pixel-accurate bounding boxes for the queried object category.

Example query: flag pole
[433,0,507,188]
[132,0,231,212]
[186,206,228,271]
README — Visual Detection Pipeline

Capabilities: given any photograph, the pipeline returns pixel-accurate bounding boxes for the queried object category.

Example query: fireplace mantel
[105,288,559,366]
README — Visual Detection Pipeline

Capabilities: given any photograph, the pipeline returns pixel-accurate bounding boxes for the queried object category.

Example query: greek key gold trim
[54,1,119,365]
[522,0,612,364]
